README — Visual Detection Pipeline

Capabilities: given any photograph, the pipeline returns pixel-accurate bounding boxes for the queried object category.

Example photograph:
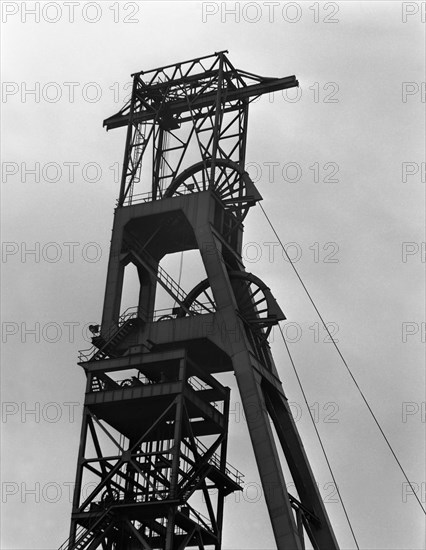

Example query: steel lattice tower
[64,51,340,550]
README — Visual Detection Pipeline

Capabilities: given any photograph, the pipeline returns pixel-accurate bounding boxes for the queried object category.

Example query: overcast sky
[1,2,425,549]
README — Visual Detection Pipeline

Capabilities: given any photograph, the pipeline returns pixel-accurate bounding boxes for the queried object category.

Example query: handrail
[123,234,209,316]
[78,306,141,362]
[181,437,243,487]
[123,234,186,309]
[194,438,244,485]
[187,377,221,413]
[153,303,212,321]
[121,181,204,206]
[57,507,111,550]
[186,504,213,532]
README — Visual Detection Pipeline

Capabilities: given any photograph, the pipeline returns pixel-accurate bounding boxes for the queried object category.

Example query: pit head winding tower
[66,51,339,550]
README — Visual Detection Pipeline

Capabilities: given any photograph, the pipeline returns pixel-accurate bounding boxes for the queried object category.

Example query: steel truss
[104,50,296,208]
[64,52,339,550]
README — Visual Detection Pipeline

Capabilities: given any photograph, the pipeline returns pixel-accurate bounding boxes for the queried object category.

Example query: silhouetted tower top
[104,50,298,207]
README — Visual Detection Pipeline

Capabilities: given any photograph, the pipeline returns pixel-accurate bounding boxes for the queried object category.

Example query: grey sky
[1,1,425,549]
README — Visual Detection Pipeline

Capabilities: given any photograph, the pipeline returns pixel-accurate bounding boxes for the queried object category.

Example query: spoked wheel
[164,159,261,230]
[177,271,285,337]
[176,279,216,317]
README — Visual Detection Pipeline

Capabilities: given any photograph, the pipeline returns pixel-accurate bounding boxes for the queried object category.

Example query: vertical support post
[215,387,231,549]
[153,125,165,199]
[119,75,138,207]
[165,358,185,549]
[296,509,306,550]
[100,219,125,334]
[137,267,157,322]
[210,52,225,186]
[239,102,249,170]
[69,405,90,544]
[233,360,303,549]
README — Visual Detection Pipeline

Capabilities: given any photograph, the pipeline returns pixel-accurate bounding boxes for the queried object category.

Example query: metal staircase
[179,463,212,501]
[124,232,205,316]
[90,317,139,361]
[58,508,114,550]
[78,307,141,362]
